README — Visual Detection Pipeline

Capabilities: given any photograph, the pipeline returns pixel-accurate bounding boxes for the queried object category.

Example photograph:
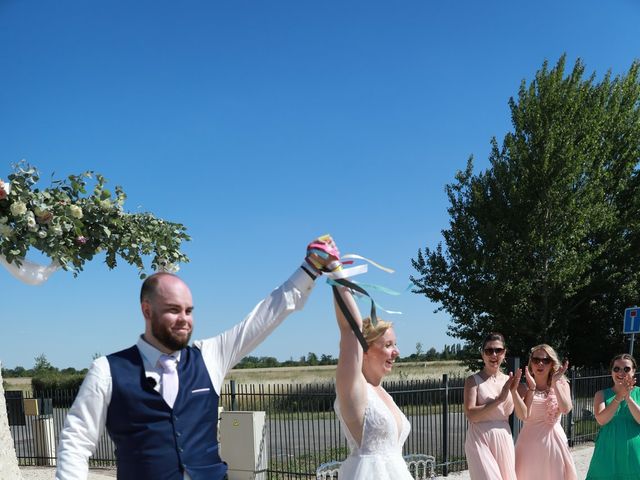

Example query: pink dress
[514,387,577,480]
[465,373,517,480]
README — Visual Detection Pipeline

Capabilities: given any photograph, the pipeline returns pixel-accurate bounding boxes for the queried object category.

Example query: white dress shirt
[55,267,315,480]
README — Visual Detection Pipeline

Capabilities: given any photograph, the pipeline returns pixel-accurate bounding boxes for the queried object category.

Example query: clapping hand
[524,365,536,391]
[623,376,636,397]
[611,373,635,400]
[510,368,523,393]
[498,373,514,402]
[622,375,637,399]
[551,359,569,386]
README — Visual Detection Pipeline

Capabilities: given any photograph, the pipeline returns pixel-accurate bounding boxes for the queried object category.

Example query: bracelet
[613,396,623,403]
[301,264,318,280]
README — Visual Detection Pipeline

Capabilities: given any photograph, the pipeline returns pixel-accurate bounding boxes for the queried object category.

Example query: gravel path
[19,467,116,480]
[437,443,594,479]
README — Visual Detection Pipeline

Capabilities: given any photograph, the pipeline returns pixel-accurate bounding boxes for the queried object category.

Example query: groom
[55,236,335,480]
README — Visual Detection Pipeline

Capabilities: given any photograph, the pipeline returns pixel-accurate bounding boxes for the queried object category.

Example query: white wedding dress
[334,383,413,479]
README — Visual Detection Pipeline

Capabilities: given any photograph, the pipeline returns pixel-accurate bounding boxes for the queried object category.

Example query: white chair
[404,453,436,479]
[316,454,436,480]
[315,460,341,480]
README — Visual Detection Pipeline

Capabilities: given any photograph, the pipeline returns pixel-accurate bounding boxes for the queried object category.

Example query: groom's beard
[151,316,192,352]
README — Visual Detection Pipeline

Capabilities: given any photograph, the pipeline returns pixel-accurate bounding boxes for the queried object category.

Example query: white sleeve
[194,267,315,393]
[56,357,112,480]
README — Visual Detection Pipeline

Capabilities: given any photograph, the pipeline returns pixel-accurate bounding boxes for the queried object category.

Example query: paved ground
[20,467,116,479]
[436,444,594,479]
[19,444,595,479]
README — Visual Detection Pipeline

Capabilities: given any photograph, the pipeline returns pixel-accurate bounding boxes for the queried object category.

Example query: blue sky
[1,1,639,369]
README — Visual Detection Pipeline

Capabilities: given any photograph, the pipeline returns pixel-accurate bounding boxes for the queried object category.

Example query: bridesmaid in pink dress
[464,333,525,480]
[514,344,577,480]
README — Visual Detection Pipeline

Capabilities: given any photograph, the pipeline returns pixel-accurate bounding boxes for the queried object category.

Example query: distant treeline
[234,342,470,369]
[2,354,90,378]
[1,343,470,377]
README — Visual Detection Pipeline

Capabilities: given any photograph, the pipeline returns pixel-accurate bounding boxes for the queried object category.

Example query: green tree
[425,347,438,361]
[320,354,335,365]
[442,345,452,360]
[33,354,55,374]
[236,356,259,369]
[412,56,640,367]
[258,356,279,368]
[306,352,319,366]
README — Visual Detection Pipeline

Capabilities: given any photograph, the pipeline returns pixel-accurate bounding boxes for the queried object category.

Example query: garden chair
[316,454,436,479]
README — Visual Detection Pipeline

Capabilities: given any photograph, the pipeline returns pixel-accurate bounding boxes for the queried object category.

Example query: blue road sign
[624,307,640,334]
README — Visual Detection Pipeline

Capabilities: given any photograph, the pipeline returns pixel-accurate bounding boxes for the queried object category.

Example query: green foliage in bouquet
[0,162,190,277]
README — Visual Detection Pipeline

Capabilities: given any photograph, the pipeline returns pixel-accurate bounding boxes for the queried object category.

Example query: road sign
[623,307,640,334]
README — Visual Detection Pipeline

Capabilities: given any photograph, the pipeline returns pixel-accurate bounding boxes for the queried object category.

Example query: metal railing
[4,365,615,478]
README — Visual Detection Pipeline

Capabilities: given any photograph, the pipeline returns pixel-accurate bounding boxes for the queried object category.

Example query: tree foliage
[411,56,640,367]
[33,353,55,374]
[0,162,190,277]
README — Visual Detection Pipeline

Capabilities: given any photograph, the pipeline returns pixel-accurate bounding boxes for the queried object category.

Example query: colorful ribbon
[306,235,399,352]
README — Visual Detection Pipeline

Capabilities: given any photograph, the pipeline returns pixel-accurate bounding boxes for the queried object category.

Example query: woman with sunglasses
[464,333,524,479]
[514,344,576,479]
[585,353,640,479]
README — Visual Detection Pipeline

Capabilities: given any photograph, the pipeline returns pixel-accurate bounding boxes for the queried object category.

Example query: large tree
[411,57,640,367]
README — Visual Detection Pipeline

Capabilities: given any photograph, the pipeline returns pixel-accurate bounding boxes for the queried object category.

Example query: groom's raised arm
[194,236,338,393]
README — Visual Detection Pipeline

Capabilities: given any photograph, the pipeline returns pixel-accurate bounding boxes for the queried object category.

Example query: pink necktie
[158,354,179,408]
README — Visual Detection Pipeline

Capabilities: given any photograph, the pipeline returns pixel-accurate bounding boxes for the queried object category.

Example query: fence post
[231,380,238,411]
[507,356,521,442]
[567,366,576,447]
[442,373,449,477]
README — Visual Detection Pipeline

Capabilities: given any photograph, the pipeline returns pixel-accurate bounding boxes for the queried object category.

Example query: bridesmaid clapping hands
[586,354,640,479]
[464,333,523,480]
[514,344,577,480]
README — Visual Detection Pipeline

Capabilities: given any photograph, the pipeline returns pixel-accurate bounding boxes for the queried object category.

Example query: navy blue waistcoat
[106,345,227,480]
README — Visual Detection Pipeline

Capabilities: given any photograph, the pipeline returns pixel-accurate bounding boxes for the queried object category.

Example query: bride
[332,284,413,479]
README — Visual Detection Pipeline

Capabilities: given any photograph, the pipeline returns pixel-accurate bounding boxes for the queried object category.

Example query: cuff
[289,265,317,294]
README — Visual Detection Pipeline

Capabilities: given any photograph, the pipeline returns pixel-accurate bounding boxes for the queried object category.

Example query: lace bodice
[335,383,411,456]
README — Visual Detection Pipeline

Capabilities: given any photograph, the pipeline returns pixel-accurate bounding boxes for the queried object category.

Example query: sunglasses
[531,356,552,365]
[483,347,505,356]
[612,366,633,373]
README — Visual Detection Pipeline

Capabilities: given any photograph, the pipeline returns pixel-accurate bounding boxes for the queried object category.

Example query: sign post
[623,307,640,355]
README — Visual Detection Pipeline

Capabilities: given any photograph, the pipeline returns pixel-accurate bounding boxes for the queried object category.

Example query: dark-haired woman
[463,333,524,480]
[586,353,640,479]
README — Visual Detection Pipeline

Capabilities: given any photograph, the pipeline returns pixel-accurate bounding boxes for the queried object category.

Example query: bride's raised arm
[334,286,368,432]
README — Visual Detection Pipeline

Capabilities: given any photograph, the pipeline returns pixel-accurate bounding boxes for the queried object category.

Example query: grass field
[2,377,31,392]
[224,360,470,384]
[3,360,470,392]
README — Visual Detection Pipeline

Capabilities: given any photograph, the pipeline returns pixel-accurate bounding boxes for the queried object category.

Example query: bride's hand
[306,235,341,272]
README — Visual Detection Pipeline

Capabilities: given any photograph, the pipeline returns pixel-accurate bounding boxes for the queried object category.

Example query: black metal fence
[7,388,116,467]
[4,366,615,478]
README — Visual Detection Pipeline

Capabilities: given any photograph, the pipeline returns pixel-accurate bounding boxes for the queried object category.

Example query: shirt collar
[136,335,182,367]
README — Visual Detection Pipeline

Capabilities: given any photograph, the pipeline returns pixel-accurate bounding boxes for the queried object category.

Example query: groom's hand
[305,234,341,275]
